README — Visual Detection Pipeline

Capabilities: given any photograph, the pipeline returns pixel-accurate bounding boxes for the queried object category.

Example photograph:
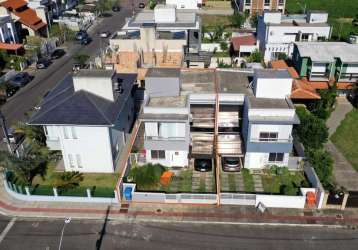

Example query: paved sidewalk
[324,97,358,190]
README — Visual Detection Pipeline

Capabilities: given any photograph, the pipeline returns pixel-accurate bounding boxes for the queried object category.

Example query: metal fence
[220,193,256,206]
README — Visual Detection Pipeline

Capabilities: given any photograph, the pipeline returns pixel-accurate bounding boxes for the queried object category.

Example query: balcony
[338,72,358,82]
[309,71,330,81]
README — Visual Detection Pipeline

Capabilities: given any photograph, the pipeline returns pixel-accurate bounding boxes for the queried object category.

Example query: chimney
[73,70,116,101]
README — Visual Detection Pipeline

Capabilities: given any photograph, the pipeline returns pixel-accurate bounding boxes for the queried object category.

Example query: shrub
[220,41,228,52]
[308,85,337,120]
[294,106,328,150]
[230,13,245,28]
[306,148,334,189]
[248,49,263,63]
[128,163,166,190]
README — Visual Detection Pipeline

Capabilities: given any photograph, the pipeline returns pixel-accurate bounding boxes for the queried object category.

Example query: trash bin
[124,187,133,201]
[306,191,316,206]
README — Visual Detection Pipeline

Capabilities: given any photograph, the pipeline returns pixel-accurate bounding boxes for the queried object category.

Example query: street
[0,215,357,249]
[0,8,134,128]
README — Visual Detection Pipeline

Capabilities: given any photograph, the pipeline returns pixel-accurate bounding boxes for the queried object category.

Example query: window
[301,33,310,41]
[268,153,284,162]
[264,0,270,6]
[151,150,165,159]
[76,154,82,168]
[68,154,75,168]
[279,0,284,5]
[245,0,251,5]
[71,127,77,139]
[259,132,278,142]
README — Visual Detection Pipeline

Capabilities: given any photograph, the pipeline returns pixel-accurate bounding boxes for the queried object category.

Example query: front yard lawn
[200,15,232,29]
[242,169,255,193]
[331,109,358,171]
[261,171,309,195]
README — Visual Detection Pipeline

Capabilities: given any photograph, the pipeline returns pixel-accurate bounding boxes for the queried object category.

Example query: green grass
[331,109,358,171]
[32,166,118,189]
[286,0,358,40]
[228,174,236,191]
[180,170,193,192]
[145,170,194,193]
[199,176,206,193]
[200,15,232,29]
[242,169,255,193]
[261,172,308,195]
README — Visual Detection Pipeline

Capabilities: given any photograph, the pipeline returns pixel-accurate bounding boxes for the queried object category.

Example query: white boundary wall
[4,180,118,204]
[255,194,305,209]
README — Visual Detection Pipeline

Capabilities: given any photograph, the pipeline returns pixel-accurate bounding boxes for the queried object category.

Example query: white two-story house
[257,11,332,62]
[140,67,300,170]
[29,70,137,173]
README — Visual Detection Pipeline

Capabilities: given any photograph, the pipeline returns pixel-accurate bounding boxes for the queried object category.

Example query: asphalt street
[0,215,357,250]
[0,8,134,128]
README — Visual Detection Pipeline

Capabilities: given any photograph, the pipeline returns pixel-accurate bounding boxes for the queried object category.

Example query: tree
[220,41,228,52]
[15,122,47,147]
[128,163,166,190]
[0,152,47,186]
[52,171,84,192]
[74,53,90,67]
[230,13,245,28]
[248,49,263,63]
[250,14,258,28]
[294,107,328,150]
[306,148,334,189]
[149,0,157,10]
[95,0,116,14]
[350,81,358,107]
[308,84,337,120]
[209,24,225,42]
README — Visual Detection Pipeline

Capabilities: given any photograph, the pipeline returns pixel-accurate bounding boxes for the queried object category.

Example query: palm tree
[52,171,84,192]
[0,151,47,186]
[14,122,47,146]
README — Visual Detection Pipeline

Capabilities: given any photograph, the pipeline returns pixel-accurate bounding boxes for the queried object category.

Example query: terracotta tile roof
[231,34,256,51]
[0,42,23,50]
[1,0,47,31]
[291,79,321,99]
[270,60,299,78]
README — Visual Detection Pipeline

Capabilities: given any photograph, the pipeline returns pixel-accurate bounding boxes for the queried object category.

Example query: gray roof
[146,68,181,78]
[248,97,293,109]
[74,69,115,78]
[295,42,358,63]
[255,69,291,79]
[29,73,137,126]
[139,113,188,121]
[217,70,253,96]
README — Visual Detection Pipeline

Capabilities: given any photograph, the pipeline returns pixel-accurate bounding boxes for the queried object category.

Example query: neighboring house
[291,42,358,95]
[257,11,332,62]
[28,70,138,173]
[0,8,18,43]
[166,0,203,9]
[238,0,286,16]
[108,4,210,76]
[230,33,258,58]
[0,0,48,40]
[140,67,300,170]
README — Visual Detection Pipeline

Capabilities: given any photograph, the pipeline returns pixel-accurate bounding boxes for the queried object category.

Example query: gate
[346,191,358,208]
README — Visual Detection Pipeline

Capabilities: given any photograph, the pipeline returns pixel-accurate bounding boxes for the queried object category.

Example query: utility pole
[0,110,12,154]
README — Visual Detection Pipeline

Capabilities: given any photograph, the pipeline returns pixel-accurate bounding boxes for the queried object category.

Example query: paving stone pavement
[253,175,264,192]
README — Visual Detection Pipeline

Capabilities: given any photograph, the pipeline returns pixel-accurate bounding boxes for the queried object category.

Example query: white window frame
[268,152,284,163]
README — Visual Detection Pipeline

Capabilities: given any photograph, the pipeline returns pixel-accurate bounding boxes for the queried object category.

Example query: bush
[128,163,166,190]
[230,13,245,28]
[294,106,328,150]
[306,148,334,189]
[220,41,228,51]
[248,49,263,63]
[308,85,337,120]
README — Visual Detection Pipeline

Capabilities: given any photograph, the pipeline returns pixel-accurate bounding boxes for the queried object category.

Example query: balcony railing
[250,137,293,143]
[145,136,185,141]
[339,72,358,82]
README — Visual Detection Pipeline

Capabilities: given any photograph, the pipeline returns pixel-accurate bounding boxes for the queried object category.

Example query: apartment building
[257,11,332,62]
[108,4,210,75]
[140,68,300,170]
[29,70,138,173]
[239,0,286,16]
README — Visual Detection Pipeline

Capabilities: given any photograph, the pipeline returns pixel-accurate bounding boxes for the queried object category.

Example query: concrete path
[253,175,264,192]
[327,97,353,137]
[325,97,358,190]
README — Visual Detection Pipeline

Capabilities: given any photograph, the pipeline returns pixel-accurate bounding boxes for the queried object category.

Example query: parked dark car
[79,36,92,45]
[112,5,121,12]
[138,3,145,8]
[36,58,51,69]
[9,72,33,87]
[222,157,241,172]
[51,49,66,59]
[75,30,88,41]
[194,158,212,172]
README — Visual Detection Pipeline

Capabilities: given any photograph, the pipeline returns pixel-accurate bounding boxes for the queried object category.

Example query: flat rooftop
[249,97,293,109]
[146,68,180,78]
[255,69,291,79]
[217,70,253,96]
[147,95,187,108]
[74,69,115,78]
[295,42,358,63]
[181,70,215,93]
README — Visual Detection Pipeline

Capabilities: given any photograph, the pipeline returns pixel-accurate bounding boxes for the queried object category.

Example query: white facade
[166,0,201,9]
[45,125,116,173]
[257,11,332,62]
[252,76,292,99]
[244,152,289,169]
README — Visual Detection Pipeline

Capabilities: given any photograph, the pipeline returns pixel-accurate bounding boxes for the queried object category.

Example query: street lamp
[58,217,71,250]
